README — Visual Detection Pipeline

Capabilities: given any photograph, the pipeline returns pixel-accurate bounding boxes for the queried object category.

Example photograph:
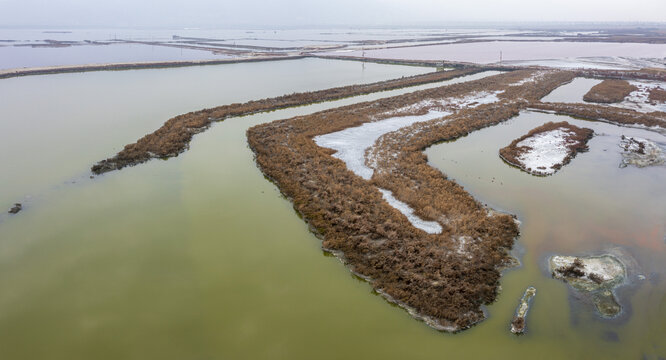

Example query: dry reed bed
[583,80,638,103]
[578,68,666,82]
[498,121,594,175]
[649,87,666,103]
[248,70,575,330]
[91,68,483,174]
[529,102,666,130]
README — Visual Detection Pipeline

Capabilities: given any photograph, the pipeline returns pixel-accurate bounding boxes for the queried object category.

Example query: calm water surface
[336,41,666,65]
[0,59,663,359]
[426,111,665,359]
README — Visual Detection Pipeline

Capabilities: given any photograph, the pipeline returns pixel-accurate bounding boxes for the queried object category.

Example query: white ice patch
[384,91,502,117]
[613,81,666,113]
[314,110,450,179]
[509,71,548,86]
[503,57,666,70]
[315,92,501,234]
[378,189,442,234]
[515,129,575,175]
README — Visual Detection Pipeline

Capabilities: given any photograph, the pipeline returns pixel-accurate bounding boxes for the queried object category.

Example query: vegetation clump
[510,286,536,334]
[8,203,22,214]
[648,87,666,104]
[553,257,585,278]
[583,80,638,103]
[530,102,666,129]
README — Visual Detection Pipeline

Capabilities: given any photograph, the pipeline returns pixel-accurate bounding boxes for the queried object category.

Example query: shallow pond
[332,41,666,65]
[0,58,663,359]
[426,111,665,358]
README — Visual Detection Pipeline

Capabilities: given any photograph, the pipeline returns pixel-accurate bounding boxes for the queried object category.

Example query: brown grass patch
[648,87,666,103]
[529,102,666,129]
[583,80,638,104]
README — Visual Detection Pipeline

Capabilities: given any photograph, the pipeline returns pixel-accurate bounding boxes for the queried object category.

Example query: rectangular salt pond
[0,42,233,70]
[325,41,666,65]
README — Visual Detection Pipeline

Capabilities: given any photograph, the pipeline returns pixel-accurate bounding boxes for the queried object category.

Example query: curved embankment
[0,56,304,80]
[91,67,487,174]
[248,70,577,331]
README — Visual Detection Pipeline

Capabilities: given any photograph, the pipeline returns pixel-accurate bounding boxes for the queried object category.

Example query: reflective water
[332,41,666,65]
[0,43,232,70]
[426,111,665,359]
[1,59,664,359]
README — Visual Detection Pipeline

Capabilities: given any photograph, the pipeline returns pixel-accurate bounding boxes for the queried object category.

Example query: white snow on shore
[614,81,666,113]
[314,110,451,179]
[515,129,577,175]
[315,91,502,234]
[383,91,502,117]
[378,189,442,234]
[509,71,548,86]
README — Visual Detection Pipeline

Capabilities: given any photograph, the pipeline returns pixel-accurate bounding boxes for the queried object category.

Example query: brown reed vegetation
[578,68,666,82]
[583,80,638,103]
[649,87,666,103]
[529,102,666,129]
[248,70,574,330]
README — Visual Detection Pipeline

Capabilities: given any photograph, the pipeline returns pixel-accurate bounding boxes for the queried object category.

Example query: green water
[0,59,663,359]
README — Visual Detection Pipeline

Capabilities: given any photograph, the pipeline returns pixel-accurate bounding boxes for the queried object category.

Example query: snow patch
[515,129,576,175]
[378,189,442,234]
[382,91,502,117]
[509,71,548,86]
[314,110,450,179]
[613,81,666,113]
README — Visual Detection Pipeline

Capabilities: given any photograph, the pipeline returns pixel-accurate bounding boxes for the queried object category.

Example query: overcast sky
[1,0,665,27]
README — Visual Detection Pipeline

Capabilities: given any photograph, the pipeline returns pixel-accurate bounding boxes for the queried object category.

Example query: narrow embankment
[0,56,304,80]
[91,67,488,174]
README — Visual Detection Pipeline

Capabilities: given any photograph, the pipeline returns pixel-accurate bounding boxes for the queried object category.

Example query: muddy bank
[499,121,593,176]
[583,80,638,103]
[578,68,666,82]
[91,67,485,174]
[247,70,574,331]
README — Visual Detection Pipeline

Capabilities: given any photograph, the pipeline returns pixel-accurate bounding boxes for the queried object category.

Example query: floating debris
[8,203,22,214]
[511,286,536,334]
[619,135,665,168]
[550,255,626,317]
